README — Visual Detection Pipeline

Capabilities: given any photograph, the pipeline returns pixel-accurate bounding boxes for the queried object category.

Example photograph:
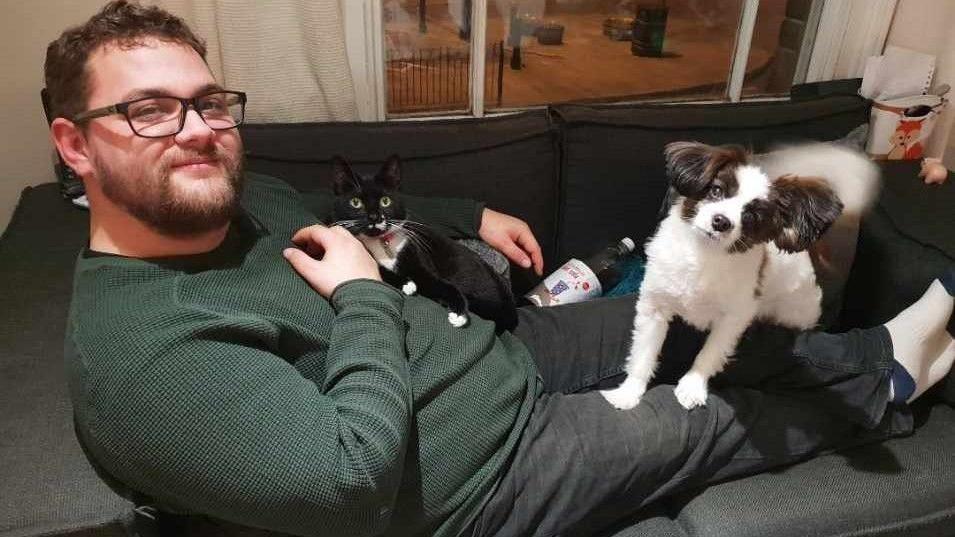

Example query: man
[48,2,955,537]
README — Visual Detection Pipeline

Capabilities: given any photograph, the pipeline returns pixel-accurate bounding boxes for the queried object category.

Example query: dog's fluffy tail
[758,143,881,215]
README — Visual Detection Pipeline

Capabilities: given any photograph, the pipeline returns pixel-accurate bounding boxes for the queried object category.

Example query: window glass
[384,0,475,115]
[383,0,809,116]
[742,0,809,98]
[485,0,745,110]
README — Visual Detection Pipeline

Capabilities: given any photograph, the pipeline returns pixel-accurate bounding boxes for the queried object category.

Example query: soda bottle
[525,237,636,306]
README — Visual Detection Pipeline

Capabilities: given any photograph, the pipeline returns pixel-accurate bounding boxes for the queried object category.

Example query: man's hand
[479,208,544,276]
[284,225,381,298]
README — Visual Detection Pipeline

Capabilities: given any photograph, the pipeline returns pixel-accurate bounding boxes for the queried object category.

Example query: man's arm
[76,280,411,537]
[77,229,410,536]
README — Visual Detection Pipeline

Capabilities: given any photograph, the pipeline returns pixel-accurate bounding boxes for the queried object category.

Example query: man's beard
[94,143,245,238]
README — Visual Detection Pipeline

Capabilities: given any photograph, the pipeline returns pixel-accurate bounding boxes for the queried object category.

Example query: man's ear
[50,118,92,178]
[771,175,844,253]
[377,154,401,190]
[664,142,747,197]
[331,155,357,195]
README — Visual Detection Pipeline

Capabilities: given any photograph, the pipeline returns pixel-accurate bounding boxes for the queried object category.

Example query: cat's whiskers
[328,219,361,231]
[400,219,430,229]
[396,228,427,253]
[395,223,434,254]
[396,220,437,253]
[407,234,433,255]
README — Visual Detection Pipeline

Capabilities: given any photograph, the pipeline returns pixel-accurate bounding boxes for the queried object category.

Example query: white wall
[885,0,955,168]
[0,1,104,233]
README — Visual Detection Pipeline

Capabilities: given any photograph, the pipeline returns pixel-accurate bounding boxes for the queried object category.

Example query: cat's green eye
[349,197,363,209]
[379,196,392,208]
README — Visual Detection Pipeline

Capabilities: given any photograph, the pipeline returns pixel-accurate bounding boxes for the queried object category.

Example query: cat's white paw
[448,312,469,328]
[674,372,708,410]
[402,281,417,296]
[600,377,648,410]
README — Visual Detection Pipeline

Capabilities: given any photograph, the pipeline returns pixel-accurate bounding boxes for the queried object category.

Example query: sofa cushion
[599,504,689,537]
[0,184,131,537]
[841,160,955,330]
[552,95,870,261]
[871,160,955,260]
[665,403,955,537]
[239,111,559,293]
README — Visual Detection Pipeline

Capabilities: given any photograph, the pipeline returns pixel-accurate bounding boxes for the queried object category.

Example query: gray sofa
[3,87,955,537]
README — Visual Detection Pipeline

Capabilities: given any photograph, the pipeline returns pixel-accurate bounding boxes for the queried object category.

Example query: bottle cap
[620,237,636,252]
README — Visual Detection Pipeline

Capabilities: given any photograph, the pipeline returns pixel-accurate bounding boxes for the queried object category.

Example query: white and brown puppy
[601,141,879,410]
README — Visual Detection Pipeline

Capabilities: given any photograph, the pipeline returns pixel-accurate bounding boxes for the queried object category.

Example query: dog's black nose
[711,214,731,233]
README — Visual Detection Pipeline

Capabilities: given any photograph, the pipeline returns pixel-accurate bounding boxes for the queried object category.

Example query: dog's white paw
[402,281,417,296]
[448,312,469,328]
[674,372,708,410]
[600,378,648,410]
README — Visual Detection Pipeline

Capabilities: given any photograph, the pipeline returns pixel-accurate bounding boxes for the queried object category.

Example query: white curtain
[160,0,358,122]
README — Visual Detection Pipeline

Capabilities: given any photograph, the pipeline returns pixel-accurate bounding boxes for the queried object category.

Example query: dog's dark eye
[708,185,724,199]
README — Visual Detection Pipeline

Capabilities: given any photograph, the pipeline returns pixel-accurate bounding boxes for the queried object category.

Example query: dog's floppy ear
[770,175,844,253]
[331,155,360,195]
[664,142,747,197]
[664,142,713,196]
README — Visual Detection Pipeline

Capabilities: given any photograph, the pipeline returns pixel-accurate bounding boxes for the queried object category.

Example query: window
[364,0,880,118]
[743,0,822,98]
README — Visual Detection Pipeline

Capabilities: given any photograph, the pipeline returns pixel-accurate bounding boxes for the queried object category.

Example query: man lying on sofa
[46,2,955,537]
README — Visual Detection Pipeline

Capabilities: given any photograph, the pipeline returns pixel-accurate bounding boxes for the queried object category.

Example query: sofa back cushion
[240,111,559,292]
[841,160,955,330]
[552,95,870,260]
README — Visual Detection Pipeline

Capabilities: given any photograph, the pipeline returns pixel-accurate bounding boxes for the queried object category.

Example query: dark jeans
[467,295,914,537]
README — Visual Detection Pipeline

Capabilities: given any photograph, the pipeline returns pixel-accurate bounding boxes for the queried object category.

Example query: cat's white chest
[359,230,409,271]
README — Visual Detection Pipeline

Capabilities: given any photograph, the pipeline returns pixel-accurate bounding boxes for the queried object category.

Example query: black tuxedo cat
[330,155,518,332]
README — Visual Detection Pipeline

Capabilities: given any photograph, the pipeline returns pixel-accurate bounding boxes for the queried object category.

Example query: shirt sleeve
[74,281,412,537]
[300,188,485,239]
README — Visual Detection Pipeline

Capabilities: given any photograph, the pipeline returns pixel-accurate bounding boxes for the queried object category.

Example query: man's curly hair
[44,0,207,121]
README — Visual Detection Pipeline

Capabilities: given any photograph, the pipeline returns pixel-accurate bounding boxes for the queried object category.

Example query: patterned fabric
[458,238,510,279]
[159,0,358,122]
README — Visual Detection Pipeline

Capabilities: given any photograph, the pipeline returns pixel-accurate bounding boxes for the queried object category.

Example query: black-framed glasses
[71,90,247,138]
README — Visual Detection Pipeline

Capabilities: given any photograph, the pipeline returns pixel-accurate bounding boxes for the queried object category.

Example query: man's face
[81,40,243,237]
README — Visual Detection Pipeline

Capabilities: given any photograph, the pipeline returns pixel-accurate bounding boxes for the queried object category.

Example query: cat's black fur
[330,154,518,332]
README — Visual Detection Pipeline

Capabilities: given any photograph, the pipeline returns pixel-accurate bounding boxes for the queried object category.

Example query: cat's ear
[377,154,402,190]
[331,155,358,195]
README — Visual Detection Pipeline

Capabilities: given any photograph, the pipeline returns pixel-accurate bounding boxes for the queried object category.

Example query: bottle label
[524,259,602,307]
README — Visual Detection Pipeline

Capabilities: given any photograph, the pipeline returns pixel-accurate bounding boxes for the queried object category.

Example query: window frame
[344,0,896,121]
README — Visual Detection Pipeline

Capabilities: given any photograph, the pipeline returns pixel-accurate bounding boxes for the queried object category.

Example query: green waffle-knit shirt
[65,173,540,537]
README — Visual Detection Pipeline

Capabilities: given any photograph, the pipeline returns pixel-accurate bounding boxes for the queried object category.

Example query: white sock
[885,279,955,403]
